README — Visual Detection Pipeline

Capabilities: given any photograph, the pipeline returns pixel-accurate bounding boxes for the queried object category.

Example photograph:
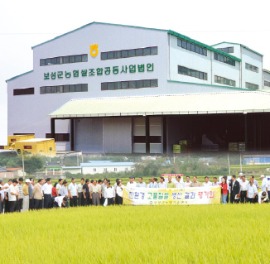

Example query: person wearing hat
[22,179,31,211]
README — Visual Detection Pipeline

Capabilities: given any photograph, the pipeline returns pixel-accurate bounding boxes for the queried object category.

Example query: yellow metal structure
[14,138,56,157]
[4,134,35,150]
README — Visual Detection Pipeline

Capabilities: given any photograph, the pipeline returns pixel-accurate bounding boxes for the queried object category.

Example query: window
[178,65,207,80]
[246,82,259,90]
[101,79,158,91]
[114,168,117,172]
[40,54,88,66]
[46,133,69,142]
[264,80,270,87]
[214,75,236,87]
[245,63,259,73]
[101,46,158,60]
[104,168,108,172]
[217,47,234,53]
[214,53,235,66]
[93,168,96,172]
[177,38,207,56]
[40,84,88,94]
[13,87,34,96]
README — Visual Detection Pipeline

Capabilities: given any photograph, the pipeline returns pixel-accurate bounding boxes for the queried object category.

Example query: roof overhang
[49,92,270,119]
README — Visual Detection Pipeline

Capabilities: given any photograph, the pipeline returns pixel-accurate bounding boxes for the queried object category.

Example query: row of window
[214,75,236,87]
[264,80,270,87]
[101,46,158,60]
[245,63,259,73]
[246,82,259,90]
[40,84,88,94]
[101,79,158,91]
[178,65,208,80]
[177,38,207,56]
[217,47,234,54]
[214,53,235,66]
[46,133,70,142]
[40,54,88,66]
[13,87,34,96]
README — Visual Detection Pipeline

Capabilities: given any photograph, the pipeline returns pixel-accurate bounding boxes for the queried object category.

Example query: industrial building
[6,22,270,154]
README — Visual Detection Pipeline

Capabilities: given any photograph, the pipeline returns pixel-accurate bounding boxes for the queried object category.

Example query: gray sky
[1,0,270,144]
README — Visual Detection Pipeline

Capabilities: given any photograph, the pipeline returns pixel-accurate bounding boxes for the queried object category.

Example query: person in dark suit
[230,175,240,203]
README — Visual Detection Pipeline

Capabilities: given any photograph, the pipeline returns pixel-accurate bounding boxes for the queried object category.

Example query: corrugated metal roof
[50,91,270,118]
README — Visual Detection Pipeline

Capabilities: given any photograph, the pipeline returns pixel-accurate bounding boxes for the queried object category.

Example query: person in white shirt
[115,180,123,205]
[237,172,243,182]
[42,178,53,208]
[175,176,184,188]
[8,179,19,213]
[126,177,137,188]
[0,179,5,213]
[16,177,24,212]
[246,178,258,203]
[158,176,167,188]
[104,181,115,206]
[77,178,84,206]
[184,176,192,188]
[68,178,78,207]
[54,196,68,208]
[251,175,259,189]
[4,179,12,213]
[240,176,248,203]
[56,178,64,196]
[212,177,220,186]
[147,177,158,188]
[101,179,108,205]
[59,180,68,198]
[260,175,268,192]
[136,177,146,188]
[90,180,101,206]
[203,176,212,187]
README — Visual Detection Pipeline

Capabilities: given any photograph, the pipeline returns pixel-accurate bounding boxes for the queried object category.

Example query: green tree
[24,156,44,175]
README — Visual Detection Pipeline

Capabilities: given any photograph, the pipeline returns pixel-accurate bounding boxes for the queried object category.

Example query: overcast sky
[1,0,270,144]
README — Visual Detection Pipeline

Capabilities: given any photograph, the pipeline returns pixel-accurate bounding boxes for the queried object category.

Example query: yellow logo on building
[90,44,99,58]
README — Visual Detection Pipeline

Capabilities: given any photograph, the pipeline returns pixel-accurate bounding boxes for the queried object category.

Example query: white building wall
[0,85,7,145]
[212,42,263,89]
[241,47,263,89]
[7,22,267,153]
[211,57,240,88]
[82,165,133,174]
[169,35,211,85]
[263,70,270,91]
[7,23,169,148]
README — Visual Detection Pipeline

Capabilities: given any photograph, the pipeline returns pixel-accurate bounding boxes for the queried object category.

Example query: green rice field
[1,204,269,263]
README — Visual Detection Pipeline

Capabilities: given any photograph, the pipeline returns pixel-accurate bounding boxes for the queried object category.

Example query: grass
[1,204,270,263]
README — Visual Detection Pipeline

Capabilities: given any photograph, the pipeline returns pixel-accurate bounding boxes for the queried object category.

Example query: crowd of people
[0,173,269,213]
[0,177,125,213]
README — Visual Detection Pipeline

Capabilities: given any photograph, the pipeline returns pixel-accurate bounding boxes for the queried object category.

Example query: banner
[123,186,221,205]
